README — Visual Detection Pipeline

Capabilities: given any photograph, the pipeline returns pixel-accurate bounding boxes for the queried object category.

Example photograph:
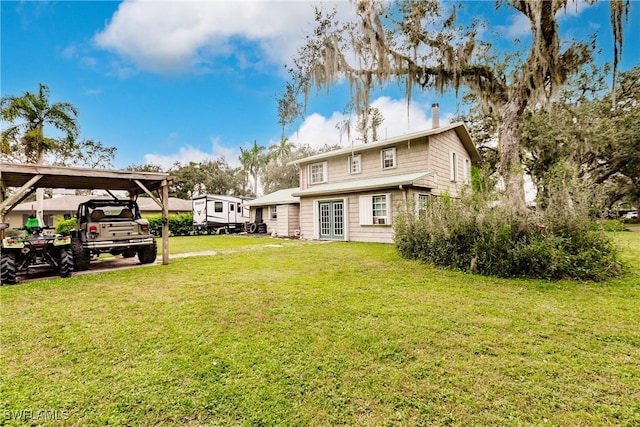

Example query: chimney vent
[432,103,440,129]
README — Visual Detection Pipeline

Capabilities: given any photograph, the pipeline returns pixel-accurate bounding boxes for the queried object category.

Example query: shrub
[146,212,193,236]
[54,216,77,236]
[394,191,624,281]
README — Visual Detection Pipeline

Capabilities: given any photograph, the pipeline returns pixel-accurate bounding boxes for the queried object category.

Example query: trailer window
[230,203,235,212]
[214,201,223,213]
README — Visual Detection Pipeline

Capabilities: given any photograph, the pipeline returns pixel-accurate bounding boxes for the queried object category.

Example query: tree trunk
[498,97,527,212]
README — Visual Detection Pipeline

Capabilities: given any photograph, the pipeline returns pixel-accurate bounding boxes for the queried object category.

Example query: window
[381,148,396,169]
[230,203,235,212]
[349,154,361,174]
[359,194,391,225]
[464,158,471,183]
[270,205,277,219]
[310,162,327,184]
[450,152,458,182]
[417,194,433,219]
[214,201,223,213]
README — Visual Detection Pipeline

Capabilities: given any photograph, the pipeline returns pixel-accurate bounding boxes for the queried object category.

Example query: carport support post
[162,182,169,265]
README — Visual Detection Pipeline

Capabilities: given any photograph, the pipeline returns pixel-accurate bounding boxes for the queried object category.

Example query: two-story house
[288,121,480,243]
[245,120,479,242]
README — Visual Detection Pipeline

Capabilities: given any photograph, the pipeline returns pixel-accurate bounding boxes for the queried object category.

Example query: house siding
[302,136,430,191]
[427,132,471,198]
[299,190,408,244]
[292,124,477,244]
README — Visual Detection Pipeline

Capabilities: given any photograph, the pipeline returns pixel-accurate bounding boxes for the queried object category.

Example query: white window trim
[416,193,431,216]
[381,147,396,170]
[349,154,361,174]
[310,161,328,184]
[464,158,471,183]
[359,194,391,226]
[270,205,277,219]
[313,198,348,240]
[450,151,458,182]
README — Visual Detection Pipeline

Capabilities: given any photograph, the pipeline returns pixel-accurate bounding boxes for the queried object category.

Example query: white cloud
[94,0,353,75]
[145,96,450,169]
[288,96,447,150]
[495,13,531,39]
[143,136,240,170]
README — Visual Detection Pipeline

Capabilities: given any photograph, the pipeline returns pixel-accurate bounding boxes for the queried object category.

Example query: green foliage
[54,216,77,236]
[1,238,638,425]
[147,212,193,237]
[395,189,624,281]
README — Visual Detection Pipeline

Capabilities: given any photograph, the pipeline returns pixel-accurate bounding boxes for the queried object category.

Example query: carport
[0,163,173,265]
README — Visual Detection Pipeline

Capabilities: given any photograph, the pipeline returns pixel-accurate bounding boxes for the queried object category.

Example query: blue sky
[2,0,638,171]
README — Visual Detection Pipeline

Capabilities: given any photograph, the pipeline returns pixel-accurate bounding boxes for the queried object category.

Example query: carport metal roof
[0,163,173,265]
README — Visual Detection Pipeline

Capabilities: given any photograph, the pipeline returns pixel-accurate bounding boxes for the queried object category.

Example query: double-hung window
[381,147,396,169]
[450,152,458,182]
[417,193,433,219]
[310,162,327,184]
[270,205,277,219]
[359,194,391,225]
[349,154,361,174]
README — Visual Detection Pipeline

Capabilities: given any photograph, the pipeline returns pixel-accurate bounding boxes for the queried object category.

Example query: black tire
[249,223,257,233]
[1,252,18,285]
[59,247,73,278]
[138,239,157,264]
[71,238,90,271]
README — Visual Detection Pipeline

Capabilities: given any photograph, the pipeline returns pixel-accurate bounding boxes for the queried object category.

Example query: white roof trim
[245,187,300,207]
[289,122,479,165]
[292,171,435,197]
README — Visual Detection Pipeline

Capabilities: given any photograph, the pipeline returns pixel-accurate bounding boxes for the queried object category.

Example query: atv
[0,216,74,285]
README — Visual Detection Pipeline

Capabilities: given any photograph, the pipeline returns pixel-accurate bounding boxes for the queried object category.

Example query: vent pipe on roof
[432,103,440,129]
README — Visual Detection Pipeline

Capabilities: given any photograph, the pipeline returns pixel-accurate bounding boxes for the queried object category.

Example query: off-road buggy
[0,217,73,285]
[70,199,157,271]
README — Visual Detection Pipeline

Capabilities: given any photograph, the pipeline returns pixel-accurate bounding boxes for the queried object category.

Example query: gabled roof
[292,171,434,197]
[290,122,480,165]
[245,187,300,207]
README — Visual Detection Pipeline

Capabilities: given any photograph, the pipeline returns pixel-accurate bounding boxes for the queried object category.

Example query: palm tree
[268,137,295,166]
[238,140,266,196]
[1,83,79,222]
[1,83,79,164]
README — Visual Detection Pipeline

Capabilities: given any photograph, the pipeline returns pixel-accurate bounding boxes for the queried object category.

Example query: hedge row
[394,195,624,281]
[147,212,193,237]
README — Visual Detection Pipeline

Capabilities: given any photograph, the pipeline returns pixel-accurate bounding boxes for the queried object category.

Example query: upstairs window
[349,154,361,174]
[381,147,396,169]
[310,162,327,184]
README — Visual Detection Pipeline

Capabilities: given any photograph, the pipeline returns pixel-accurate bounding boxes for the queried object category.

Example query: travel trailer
[192,195,251,233]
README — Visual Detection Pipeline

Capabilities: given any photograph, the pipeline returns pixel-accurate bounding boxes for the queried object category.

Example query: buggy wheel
[59,247,73,278]
[1,252,17,284]
[138,239,157,264]
[71,238,90,271]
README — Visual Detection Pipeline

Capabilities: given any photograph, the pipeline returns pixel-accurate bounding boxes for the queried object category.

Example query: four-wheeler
[70,199,157,271]
[0,216,73,285]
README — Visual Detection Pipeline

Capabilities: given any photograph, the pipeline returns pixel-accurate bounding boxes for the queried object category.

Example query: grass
[1,234,639,426]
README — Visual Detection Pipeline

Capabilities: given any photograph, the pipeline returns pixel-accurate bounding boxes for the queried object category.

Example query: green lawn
[1,234,639,426]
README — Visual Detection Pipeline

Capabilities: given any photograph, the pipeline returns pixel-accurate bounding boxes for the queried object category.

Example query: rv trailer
[192,195,251,234]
